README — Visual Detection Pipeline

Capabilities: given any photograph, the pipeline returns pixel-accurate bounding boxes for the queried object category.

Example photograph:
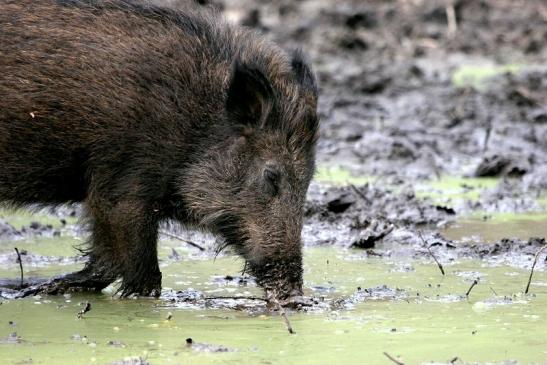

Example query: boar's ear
[226,61,274,126]
[290,49,318,98]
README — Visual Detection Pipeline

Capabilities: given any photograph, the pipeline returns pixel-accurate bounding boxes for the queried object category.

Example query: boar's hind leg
[88,199,162,298]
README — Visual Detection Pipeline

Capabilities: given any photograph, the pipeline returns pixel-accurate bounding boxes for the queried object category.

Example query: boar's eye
[263,168,280,196]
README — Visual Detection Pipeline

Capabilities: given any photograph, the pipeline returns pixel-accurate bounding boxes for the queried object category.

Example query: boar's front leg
[15,198,161,298]
[88,199,162,297]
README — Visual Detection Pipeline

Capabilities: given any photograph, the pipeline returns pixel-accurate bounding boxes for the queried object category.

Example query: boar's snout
[264,280,314,309]
[248,251,304,304]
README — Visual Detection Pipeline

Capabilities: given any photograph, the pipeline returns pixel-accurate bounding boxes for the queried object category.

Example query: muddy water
[1,240,546,365]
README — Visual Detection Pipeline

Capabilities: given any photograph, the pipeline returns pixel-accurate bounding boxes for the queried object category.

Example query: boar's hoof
[119,272,162,298]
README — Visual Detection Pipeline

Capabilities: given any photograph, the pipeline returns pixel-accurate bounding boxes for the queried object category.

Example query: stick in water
[524,244,547,294]
[418,231,445,276]
[383,352,405,365]
[77,301,92,319]
[466,279,478,298]
[279,306,294,334]
[14,247,24,288]
[270,292,294,334]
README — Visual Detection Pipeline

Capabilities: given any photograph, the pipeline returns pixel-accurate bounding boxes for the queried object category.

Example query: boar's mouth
[251,260,304,300]
[211,214,304,302]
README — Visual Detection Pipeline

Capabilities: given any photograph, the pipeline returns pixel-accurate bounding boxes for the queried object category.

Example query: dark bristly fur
[0,0,318,299]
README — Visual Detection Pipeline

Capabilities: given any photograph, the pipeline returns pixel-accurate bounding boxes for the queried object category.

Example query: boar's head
[180,50,318,303]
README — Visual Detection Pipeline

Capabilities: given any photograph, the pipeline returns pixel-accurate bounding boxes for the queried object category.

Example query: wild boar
[0,0,318,302]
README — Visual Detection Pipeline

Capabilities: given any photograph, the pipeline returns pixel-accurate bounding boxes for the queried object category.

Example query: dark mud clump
[0,219,19,239]
[332,285,407,310]
[303,182,456,248]
[471,179,544,213]
[160,284,408,313]
[408,234,546,268]
[161,289,268,312]
[462,237,546,259]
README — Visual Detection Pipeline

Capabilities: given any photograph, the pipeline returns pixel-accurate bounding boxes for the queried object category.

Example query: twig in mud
[349,184,371,204]
[431,155,441,180]
[445,2,458,38]
[383,351,405,365]
[489,286,498,296]
[483,117,492,152]
[426,245,445,276]
[418,232,445,276]
[159,230,205,251]
[524,244,547,294]
[279,305,294,334]
[465,279,478,298]
[14,248,24,288]
[280,309,294,334]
